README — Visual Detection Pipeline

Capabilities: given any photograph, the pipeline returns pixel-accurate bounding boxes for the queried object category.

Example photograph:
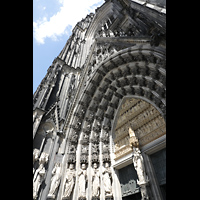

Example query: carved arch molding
[66,43,165,165]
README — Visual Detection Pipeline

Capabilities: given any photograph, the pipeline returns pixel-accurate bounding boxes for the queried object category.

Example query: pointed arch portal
[65,44,166,200]
[33,1,166,199]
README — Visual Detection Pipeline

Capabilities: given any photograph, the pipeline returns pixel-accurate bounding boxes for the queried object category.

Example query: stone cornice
[95,36,150,44]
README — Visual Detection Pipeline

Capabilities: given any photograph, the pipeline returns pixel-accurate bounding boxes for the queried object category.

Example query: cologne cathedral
[33,0,166,200]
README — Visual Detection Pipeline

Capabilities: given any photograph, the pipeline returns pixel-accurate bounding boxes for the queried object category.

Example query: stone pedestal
[62,197,70,200]
[92,197,100,200]
[47,194,56,199]
[105,197,113,200]
[78,197,86,200]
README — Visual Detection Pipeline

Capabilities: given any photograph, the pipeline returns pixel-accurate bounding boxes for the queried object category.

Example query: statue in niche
[129,127,149,199]
[92,162,100,198]
[33,148,40,173]
[102,162,112,197]
[47,163,62,199]
[33,148,40,164]
[133,147,149,199]
[62,163,76,199]
[33,162,45,199]
[133,148,148,185]
[78,163,87,198]
[33,152,49,199]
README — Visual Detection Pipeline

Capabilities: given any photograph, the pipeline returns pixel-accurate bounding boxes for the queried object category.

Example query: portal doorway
[118,164,140,198]
[112,97,166,200]
[150,148,166,200]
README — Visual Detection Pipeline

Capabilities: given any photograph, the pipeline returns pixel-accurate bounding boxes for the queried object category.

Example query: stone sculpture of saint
[78,163,87,198]
[33,148,40,164]
[33,152,48,199]
[47,163,62,199]
[91,162,100,198]
[33,148,40,174]
[102,162,112,197]
[133,148,149,200]
[62,163,76,199]
[33,162,45,199]
[133,148,147,185]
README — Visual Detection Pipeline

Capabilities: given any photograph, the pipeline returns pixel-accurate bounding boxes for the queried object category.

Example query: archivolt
[69,43,165,154]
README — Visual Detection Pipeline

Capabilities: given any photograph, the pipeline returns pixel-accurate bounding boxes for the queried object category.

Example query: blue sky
[33,0,104,93]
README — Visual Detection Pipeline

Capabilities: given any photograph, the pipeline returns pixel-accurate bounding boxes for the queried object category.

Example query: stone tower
[33,0,166,200]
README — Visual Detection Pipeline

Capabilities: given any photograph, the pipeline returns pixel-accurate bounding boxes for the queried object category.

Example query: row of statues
[34,150,148,200]
[64,162,112,199]
[46,162,112,200]
[33,127,149,200]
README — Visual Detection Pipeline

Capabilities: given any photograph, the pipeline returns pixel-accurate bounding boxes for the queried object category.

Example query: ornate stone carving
[62,163,76,199]
[47,163,62,199]
[92,162,100,199]
[70,131,78,144]
[82,133,89,144]
[102,143,110,162]
[91,143,99,163]
[114,99,166,161]
[67,143,77,163]
[102,162,112,198]
[132,147,149,200]
[33,148,40,163]
[91,131,99,144]
[33,162,46,199]
[129,127,139,148]
[101,130,109,144]
[114,145,132,160]
[33,152,49,199]
[78,163,88,199]
[33,148,40,173]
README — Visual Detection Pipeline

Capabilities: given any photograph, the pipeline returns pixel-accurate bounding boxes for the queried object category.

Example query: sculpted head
[33,149,40,161]
[69,163,74,170]
[93,162,98,169]
[104,162,110,168]
[81,163,86,170]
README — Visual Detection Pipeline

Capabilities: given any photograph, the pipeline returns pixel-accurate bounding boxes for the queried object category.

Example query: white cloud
[33,0,104,44]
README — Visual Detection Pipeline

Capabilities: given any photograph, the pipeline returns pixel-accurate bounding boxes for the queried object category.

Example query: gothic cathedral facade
[33,0,166,200]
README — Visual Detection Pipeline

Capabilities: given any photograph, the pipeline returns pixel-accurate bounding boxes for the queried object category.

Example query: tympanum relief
[114,99,166,160]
